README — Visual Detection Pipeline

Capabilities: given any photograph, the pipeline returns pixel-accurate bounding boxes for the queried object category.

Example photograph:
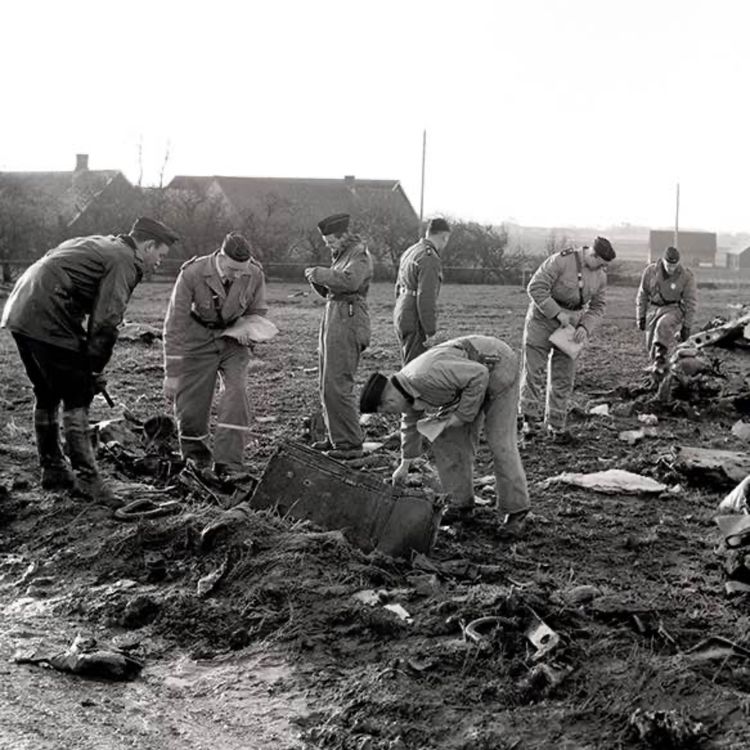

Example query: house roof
[166,174,419,229]
[0,168,123,226]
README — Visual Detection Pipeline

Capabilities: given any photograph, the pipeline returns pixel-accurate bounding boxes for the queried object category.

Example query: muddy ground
[1,281,750,750]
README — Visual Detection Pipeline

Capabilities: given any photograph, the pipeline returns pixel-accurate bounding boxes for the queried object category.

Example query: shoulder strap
[573,250,584,308]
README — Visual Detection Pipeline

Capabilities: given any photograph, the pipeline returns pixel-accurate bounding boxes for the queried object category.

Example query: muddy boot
[496,510,529,540]
[63,407,120,508]
[34,407,75,490]
[325,444,364,460]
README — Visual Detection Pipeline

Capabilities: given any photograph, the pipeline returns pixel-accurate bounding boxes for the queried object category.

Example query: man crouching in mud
[360,335,530,539]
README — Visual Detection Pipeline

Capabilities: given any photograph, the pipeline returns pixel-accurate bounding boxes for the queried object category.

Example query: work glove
[637,317,646,331]
[92,372,108,394]
[556,311,573,327]
[573,326,589,344]
[163,376,179,401]
[303,267,318,283]
[680,326,690,342]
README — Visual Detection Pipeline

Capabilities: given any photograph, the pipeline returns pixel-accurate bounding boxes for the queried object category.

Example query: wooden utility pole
[419,129,426,223]
[673,182,680,249]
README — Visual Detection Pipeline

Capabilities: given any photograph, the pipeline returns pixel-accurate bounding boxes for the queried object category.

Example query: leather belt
[651,301,678,307]
[190,310,227,330]
[397,287,417,297]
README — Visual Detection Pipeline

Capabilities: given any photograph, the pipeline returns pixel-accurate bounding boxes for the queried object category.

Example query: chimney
[344,174,355,190]
[75,153,89,171]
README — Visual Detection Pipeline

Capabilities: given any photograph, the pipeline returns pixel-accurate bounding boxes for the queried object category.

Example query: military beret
[130,216,180,245]
[317,213,350,236]
[359,372,388,413]
[426,217,451,234]
[664,245,680,263]
[593,236,615,262]
[220,232,252,262]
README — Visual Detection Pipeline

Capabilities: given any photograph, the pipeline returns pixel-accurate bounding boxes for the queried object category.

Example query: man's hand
[163,376,179,401]
[234,332,256,348]
[304,267,318,283]
[573,326,589,344]
[92,372,107,394]
[556,311,573,327]
[680,325,690,342]
[424,330,449,347]
[637,317,646,331]
[391,459,413,485]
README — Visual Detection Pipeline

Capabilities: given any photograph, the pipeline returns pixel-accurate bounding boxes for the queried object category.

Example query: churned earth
[1,280,749,750]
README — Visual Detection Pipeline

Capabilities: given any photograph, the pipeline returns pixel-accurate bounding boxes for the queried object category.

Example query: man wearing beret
[1,216,178,506]
[519,236,615,441]
[305,213,374,459]
[360,335,530,537]
[394,217,451,364]
[635,245,697,374]
[163,232,268,478]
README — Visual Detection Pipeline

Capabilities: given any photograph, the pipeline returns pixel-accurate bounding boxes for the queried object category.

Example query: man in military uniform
[163,232,267,477]
[360,335,530,537]
[305,213,374,460]
[393,217,450,364]
[636,245,697,372]
[519,236,615,440]
[1,217,179,505]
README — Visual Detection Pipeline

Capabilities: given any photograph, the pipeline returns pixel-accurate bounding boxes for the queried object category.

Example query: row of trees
[0,176,537,283]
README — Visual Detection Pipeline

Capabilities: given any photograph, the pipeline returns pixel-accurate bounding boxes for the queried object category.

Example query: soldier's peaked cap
[317,213,350,236]
[221,232,252,262]
[359,372,388,413]
[664,245,680,262]
[593,236,615,261]
[130,216,180,245]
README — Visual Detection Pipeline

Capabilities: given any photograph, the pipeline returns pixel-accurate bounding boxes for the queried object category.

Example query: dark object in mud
[628,708,706,749]
[674,446,750,489]
[247,441,441,558]
[13,634,143,681]
[121,594,161,628]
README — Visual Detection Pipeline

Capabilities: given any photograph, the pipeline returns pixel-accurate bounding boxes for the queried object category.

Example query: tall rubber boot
[62,407,120,508]
[34,407,75,490]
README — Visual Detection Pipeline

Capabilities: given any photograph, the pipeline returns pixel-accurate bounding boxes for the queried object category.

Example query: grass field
[1,279,749,749]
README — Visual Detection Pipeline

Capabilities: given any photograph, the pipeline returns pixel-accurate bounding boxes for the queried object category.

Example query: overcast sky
[2,0,749,232]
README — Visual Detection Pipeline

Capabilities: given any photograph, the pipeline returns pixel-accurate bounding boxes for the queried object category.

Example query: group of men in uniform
[1,211,698,539]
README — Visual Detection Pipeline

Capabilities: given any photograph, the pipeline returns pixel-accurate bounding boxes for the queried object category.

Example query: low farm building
[649,229,717,266]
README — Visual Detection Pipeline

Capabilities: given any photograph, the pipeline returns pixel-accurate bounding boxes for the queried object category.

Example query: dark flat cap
[221,232,252,262]
[359,372,388,413]
[130,216,180,245]
[593,236,615,262]
[317,213,350,236]
[426,217,451,234]
[664,245,680,263]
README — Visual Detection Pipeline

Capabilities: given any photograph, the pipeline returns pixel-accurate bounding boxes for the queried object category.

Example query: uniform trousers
[519,307,581,430]
[175,340,251,470]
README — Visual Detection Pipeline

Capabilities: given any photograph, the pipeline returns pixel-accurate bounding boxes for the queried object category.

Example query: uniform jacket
[636,262,697,328]
[527,248,607,334]
[393,238,442,336]
[307,235,373,301]
[397,336,511,425]
[0,234,144,371]
[163,251,268,378]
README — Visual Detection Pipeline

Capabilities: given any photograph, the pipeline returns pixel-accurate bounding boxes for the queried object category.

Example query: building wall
[649,229,716,266]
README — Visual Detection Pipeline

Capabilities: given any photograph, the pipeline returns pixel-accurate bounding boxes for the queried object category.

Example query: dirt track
[1,280,750,749]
